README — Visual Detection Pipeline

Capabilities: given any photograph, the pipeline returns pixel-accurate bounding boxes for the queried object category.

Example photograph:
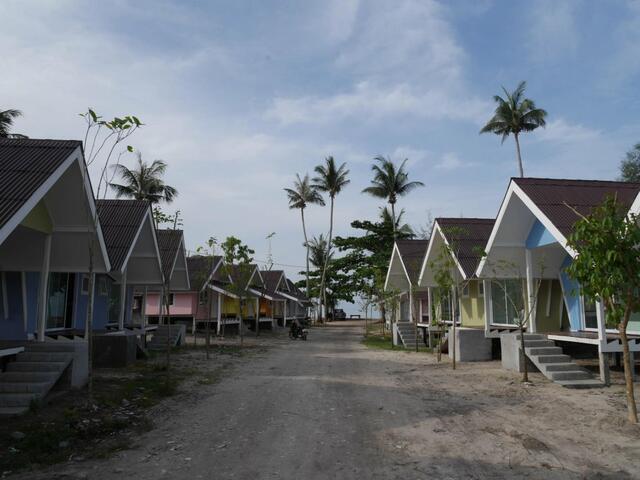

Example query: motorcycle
[289,322,308,341]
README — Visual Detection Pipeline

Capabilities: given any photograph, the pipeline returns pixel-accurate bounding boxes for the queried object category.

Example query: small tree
[220,237,255,346]
[619,143,640,183]
[194,237,218,359]
[565,195,640,423]
[79,109,142,400]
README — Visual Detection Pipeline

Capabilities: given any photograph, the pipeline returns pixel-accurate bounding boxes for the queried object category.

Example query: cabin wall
[460,280,484,328]
[535,279,564,332]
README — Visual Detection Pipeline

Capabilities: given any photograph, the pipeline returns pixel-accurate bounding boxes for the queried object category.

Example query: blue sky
[2,0,640,303]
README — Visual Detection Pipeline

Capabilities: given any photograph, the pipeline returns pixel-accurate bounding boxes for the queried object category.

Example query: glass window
[478,282,484,297]
[108,281,120,324]
[584,296,598,329]
[491,279,524,325]
[98,277,109,296]
[80,274,90,295]
[462,284,470,298]
[47,273,74,329]
[169,293,175,306]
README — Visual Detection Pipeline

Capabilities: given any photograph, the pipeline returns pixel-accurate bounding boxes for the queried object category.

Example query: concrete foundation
[500,333,537,373]
[93,334,138,368]
[448,327,492,362]
[69,341,88,387]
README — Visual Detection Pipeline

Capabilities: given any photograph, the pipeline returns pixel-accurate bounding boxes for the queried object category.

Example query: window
[81,274,90,295]
[491,279,524,325]
[108,281,120,324]
[46,273,75,329]
[98,277,109,296]
[462,284,470,298]
[169,293,175,306]
[198,291,207,306]
[478,282,484,297]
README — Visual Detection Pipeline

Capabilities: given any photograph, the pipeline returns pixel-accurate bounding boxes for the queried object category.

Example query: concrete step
[0,382,51,394]
[556,379,605,389]
[0,371,58,383]
[0,406,29,416]
[17,352,72,363]
[542,363,584,372]
[515,333,545,341]
[0,393,38,407]
[6,361,68,373]
[548,370,592,381]
[25,343,76,353]
[535,354,572,364]
[526,347,564,356]
[523,340,556,348]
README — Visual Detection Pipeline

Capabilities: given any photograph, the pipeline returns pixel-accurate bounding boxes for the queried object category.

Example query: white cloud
[435,152,472,171]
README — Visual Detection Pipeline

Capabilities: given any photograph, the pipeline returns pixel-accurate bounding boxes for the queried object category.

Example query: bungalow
[0,138,111,413]
[476,178,640,386]
[92,199,165,364]
[142,229,191,327]
[384,239,429,348]
[260,270,290,328]
[281,278,313,324]
[417,218,495,361]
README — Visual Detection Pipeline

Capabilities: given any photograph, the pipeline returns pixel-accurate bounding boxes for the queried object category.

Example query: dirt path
[21,322,640,479]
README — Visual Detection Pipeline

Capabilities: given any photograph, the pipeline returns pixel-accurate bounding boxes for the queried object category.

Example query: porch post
[595,300,610,385]
[21,272,28,332]
[85,273,95,338]
[426,286,433,348]
[36,234,52,341]
[525,249,537,333]
[118,268,127,330]
[141,286,147,328]
[483,279,491,336]
[216,292,222,335]
[409,288,414,324]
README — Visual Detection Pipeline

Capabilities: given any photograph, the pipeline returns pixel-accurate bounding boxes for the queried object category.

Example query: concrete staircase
[396,322,418,349]
[522,334,603,389]
[148,325,185,351]
[0,342,74,415]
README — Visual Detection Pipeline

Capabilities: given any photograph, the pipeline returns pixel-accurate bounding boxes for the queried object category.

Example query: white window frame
[478,281,484,297]
[98,277,109,296]
[81,274,90,295]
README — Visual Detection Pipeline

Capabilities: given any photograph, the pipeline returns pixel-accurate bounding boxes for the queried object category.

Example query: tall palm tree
[109,152,178,204]
[363,156,424,238]
[480,81,547,177]
[0,108,27,138]
[284,173,325,298]
[313,157,350,322]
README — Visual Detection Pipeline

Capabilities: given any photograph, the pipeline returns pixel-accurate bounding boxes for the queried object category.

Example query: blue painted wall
[0,273,27,340]
[559,256,582,331]
[526,220,558,249]
[26,272,39,334]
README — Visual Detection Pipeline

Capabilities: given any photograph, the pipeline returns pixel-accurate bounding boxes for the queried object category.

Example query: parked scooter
[289,320,308,341]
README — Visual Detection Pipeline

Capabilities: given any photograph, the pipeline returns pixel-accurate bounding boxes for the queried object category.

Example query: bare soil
[7,322,640,479]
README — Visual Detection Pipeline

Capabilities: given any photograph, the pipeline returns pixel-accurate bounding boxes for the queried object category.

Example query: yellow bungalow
[417,217,495,361]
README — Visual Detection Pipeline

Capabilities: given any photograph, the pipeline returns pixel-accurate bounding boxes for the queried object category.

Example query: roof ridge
[513,176,640,187]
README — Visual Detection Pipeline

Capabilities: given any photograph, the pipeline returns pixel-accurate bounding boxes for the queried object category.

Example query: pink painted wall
[145,292,197,317]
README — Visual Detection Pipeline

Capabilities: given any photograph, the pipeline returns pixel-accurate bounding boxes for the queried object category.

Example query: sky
[2,0,640,310]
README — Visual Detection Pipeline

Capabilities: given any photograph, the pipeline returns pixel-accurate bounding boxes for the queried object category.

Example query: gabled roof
[435,218,495,278]
[96,199,150,272]
[227,263,262,290]
[513,178,640,238]
[284,278,313,306]
[261,270,285,293]
[187,255,223,289]
[156,229,184,279]
[395,239,429,284]
[0,139,82,232]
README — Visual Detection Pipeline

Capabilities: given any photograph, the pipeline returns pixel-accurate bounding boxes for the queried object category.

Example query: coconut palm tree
[480,81,547,177]
[312,157,350,322]
[379,206,414,237]
[284,173,325,297]
[109,151,178,204]
[0,108,27,138]
[363,156,424,238]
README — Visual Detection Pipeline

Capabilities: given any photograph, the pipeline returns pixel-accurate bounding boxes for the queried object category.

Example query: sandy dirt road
[23,322,640,479]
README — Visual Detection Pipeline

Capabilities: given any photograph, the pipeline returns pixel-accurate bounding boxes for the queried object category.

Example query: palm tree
[480,81,547,177]
[109,152,178,204]
[363,156,424,238]
[0,108,27,138]
[284,174,325,298]
[379,206,414,237]
[312,157,350,322]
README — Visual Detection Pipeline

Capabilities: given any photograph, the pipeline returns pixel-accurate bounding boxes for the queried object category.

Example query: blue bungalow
[0,138,111,412]
[477,177,640,385]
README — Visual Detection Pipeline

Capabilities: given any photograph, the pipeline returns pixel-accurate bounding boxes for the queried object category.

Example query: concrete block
[68,341,88,388]
[500,333,537,373]
[93,334,137,368]
[447,327,492,362]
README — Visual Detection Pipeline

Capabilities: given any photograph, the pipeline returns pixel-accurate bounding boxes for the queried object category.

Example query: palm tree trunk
[301,208,310,298]
[390,201,397,240]
[514,133,524,178]
[319,196,335,323]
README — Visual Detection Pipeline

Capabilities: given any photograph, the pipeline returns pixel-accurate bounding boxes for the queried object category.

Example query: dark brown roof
[187,255,222,289]
[226,264,261,289]
[261,270,284,293]
[96,199,150,272]
[156,230,183,279]
[0,138,81,231]
[436,218,495,278]
[395,239,429,284]
[284,278,312,304]
[514,178,640,238]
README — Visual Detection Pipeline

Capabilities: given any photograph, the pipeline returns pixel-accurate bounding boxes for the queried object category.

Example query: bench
[349,314,361,319]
